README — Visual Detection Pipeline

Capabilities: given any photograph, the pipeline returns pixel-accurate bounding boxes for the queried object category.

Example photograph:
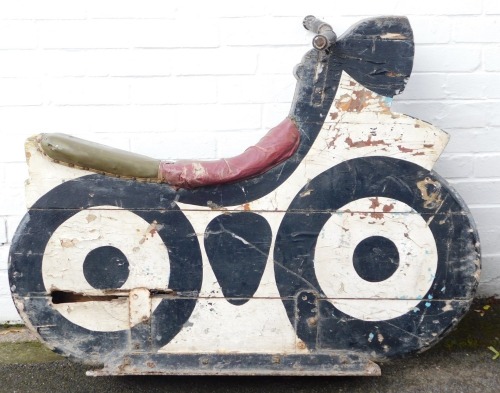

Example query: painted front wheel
[274,157,480,359]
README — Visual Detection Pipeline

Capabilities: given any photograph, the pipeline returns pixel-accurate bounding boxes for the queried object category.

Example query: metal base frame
[87,352,381,377]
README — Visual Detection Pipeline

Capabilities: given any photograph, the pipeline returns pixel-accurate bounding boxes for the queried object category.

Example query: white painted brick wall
[0,0,499,323]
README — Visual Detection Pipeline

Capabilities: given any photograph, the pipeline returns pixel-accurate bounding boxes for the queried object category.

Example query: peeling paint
[416,177,443,209]
[345,135,389,148]
[380,32,407,40]
[59,238,78,248]
[397,145,414,153]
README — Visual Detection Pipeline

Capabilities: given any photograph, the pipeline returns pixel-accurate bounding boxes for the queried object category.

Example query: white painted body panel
[25,72,450,354]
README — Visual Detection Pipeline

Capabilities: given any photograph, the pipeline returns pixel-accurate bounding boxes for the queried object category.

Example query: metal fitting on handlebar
[303,15,337,51]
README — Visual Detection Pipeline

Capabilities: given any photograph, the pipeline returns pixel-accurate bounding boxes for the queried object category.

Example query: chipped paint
[345,135,390,148]
[397,145,414,153]
[60,238,78,248]
[380,32,408,40]
[417,177,443,209]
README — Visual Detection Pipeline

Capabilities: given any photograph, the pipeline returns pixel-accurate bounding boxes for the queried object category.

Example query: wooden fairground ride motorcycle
[9,16,480,376]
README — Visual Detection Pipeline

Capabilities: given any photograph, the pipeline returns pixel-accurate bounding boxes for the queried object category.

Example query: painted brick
[0,79,42,106]
[393,101,487,129]
[33,106,93,134]
[88,106,178,134]
[446,74,500,99]
[215,130,268,157]
[3,163,28,186]
[486,101,500,126]
[0,245,7,271]
[0,183,26,216]
[30,106,175,136]
[0,1,86,20]
[453,17,500,43]
[485,0,500,14]
[433,154,474,179]
[477,256,500,297]
[475,231,500,256]
[444,128,500,154]
[220,17,308,46]
[0,51,44,78]
[171,48,258,76]
[46,77,130,106]
[176,0,269,18]
[395,0,482,15]
[0,218,6,245]
[131,19,219,48]
[130,131,217,160]
[469,207,500,254]
[175,104,261,132]
[38,20,132,49]
[484,46,500,71]
[473,154,500,178]
[0,270,10,296]
[0,297,21,324]
[238,2,312,17]
[0,21,38,49]
[257,47,307,75]
[390,101,446,127]
[408,16,452,44]
[217,75,295,104]
[85,0,177,19]
[0,131,34,162]
[42,49,173,77]
[131,76,217,105]
[412,46,481,73]
[6,215,24,243]
[448,180,500,206]
[398,73,448,101]
[262,103,292,128]
[95,50,173,77]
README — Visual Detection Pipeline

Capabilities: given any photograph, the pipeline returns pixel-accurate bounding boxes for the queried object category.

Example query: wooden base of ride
[9,16,480,376]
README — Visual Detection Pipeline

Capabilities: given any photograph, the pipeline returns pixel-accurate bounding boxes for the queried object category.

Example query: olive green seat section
[39,133,161,179]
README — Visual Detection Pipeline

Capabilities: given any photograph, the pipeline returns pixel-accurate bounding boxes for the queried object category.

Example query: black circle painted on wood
[83,246,130,290]
[9,175,203,362]
[274,156,480,360]
[352,236,399,283]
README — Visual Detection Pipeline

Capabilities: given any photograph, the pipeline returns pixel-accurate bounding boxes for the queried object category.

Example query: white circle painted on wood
[42,206,170,331]
[314,197,437,321]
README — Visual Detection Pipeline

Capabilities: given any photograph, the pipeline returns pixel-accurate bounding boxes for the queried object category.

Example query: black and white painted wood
[8,16,480,376]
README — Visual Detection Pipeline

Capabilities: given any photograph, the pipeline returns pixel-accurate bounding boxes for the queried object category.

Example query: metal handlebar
[303,15,337,51]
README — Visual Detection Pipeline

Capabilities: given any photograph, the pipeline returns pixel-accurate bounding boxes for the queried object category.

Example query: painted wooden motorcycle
[9,16,480,376]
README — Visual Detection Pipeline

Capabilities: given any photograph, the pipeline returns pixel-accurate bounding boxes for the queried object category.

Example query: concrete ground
[1,298,499,393]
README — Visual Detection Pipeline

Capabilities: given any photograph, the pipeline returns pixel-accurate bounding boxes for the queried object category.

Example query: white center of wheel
[42,206,170,331]
[314,197,438,321]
